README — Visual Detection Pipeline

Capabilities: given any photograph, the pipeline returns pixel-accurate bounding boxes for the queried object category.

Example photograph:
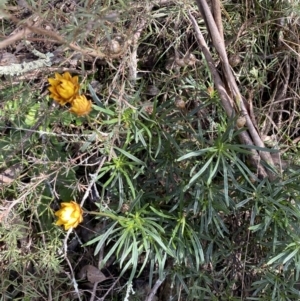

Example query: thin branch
[80,156,107,207]
[0,13,121,59]
[188,11,234,117]
[0,26,31,48]
[191,1,277,179]
[188,11,268,179]
[145,277,165,301]
[63,228,82,301]
[99,275,122,301]
[211,0,224,43]
[128,4,154,82]
[195,0,241,99]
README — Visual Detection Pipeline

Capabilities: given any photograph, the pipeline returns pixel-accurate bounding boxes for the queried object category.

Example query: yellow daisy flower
[55,201,83,230]
[48,72,80,105]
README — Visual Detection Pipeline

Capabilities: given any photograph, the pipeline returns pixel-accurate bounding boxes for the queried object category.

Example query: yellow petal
[63,223,73,230]
[71,76,79,85]
[48,78,59,85]
[54,73,63,80]
[62,72,72,81]
[55,219,64,226]
[60,202,72,208]
[69,95,92,116]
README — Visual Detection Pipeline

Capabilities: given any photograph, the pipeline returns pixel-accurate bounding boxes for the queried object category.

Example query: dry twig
[190,0,277,180]
[211,0,223,42]
[145,278,165,301]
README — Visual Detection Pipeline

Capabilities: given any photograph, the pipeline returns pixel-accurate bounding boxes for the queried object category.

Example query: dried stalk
[188,10,271,179]
[145,278,165,301]
[188,11,267,178]
[192,0,277,180]
[211,0,223,42]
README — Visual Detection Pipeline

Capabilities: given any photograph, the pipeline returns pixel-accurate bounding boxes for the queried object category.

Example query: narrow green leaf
[207,155,220,185]
[177,147,215,161]
[267,251,288,265]
[283,248,300,264]
[121,170,136,199]
[185,156,214,190]
[144,228,174,257]
[92,105,115,116]
[222,157,229,206]
[114,146,146,166]
[88,84,103,106]
[150,206,173,219]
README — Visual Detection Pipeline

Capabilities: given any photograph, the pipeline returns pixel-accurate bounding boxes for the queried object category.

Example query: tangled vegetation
[1,0,300,300]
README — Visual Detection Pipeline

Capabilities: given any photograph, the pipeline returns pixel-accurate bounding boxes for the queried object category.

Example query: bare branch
[190,1,277,179]
[188,11,269,179]
[211,0,224,42]
[145,278,165,301]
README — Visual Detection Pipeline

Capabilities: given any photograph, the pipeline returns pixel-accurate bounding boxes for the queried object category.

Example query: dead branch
[191,0,277,180]
[211,0,223,42]
[145,278,165,301]
[188,10,271,180]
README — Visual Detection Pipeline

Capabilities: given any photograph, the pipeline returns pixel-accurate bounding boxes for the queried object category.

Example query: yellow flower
[69,95,92,116]
[55,201,83,230]
[48,72,80,105]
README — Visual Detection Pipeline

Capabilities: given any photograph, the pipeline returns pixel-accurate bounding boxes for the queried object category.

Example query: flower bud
[69,95,92,116]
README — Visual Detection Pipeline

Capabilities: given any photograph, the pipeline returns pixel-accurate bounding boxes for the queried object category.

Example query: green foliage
[2,0,300,300]
[87,199,172,282]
